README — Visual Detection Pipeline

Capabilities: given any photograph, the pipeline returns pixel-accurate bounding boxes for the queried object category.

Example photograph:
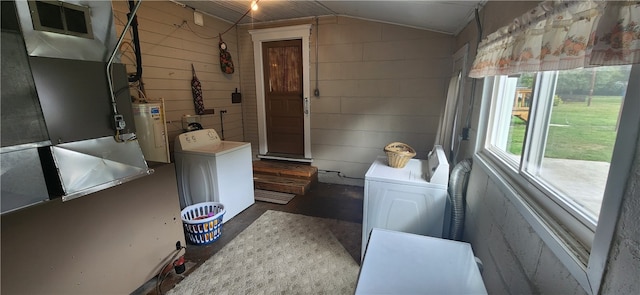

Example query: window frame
[437,44,468,163]
[485,71,598,245]
[475,64,640,294]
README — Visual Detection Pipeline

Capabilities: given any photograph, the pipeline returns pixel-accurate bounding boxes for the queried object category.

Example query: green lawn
[507,96,622,162]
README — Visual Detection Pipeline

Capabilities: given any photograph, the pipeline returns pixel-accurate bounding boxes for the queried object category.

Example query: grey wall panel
[1,31,49,147]
[29,57,135,144]
[0,148,50,213]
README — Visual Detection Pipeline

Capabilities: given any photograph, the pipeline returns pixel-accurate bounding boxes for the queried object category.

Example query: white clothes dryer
[361,145,450,261]
[174,129,254,223]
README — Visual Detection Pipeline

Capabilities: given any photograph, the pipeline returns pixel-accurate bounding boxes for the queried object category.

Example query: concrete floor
[541,158,609,217]
[133,182,364,295]
[505,153,609,218]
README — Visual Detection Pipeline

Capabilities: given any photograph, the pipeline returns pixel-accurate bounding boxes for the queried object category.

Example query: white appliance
[362,145,449,260]
[132,101,170,163]
[174,129,255,223]
[356,228,487,294]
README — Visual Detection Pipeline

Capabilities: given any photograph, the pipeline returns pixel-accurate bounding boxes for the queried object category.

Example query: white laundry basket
[180,202,225,245]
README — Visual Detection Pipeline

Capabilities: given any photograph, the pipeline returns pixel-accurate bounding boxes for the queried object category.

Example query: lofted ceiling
[177,0,486,35]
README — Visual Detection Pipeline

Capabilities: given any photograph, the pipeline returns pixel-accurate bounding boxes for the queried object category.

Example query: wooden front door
[262,39,304,156]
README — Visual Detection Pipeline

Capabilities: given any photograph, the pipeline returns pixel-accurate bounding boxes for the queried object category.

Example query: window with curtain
[470,1,639,78]
[471,1,639,292]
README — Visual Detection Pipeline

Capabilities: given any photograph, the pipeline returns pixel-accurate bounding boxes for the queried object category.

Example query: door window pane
[267,46,301,93]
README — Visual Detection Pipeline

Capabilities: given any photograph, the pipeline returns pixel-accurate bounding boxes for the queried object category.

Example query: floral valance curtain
[469,0,640,78]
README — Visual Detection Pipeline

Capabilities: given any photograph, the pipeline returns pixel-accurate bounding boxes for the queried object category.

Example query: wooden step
[253,173,311,195]
[253,160,318,180]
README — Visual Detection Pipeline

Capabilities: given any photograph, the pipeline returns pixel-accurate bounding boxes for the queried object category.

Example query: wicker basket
[384,142,416,168]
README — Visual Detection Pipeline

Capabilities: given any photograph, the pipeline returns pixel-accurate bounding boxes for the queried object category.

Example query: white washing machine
[362,145,449,261]
[174,129,255,223]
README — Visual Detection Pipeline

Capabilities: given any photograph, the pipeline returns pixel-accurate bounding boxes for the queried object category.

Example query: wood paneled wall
[112,1,244,152]
[238,17,454,184]
[112,2,455,183]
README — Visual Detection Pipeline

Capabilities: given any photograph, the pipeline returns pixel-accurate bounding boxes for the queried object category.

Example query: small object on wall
[193,11,204,26]
[182,114,201,131]
[191,64,205,115]
[219,34,234,74]
[232,88,242,103]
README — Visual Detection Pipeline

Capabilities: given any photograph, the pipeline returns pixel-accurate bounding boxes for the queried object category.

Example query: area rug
[166,210,360,295]
[254,189,295,204]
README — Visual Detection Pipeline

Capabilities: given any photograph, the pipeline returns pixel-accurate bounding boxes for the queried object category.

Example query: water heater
[132,101,170,163]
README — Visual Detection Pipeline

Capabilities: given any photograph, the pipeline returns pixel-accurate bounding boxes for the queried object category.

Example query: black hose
[128,0,143,83]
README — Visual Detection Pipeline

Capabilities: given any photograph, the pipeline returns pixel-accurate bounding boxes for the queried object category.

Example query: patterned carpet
[167,210,360,295]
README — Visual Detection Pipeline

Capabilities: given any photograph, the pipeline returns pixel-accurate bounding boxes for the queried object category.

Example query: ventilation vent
[28,0,93,39]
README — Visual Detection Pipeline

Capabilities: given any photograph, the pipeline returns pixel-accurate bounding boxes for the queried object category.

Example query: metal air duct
[1,0,151,213]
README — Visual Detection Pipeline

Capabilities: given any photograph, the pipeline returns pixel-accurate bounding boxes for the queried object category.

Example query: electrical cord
[319,169,364,181]
[181,0,261,40]
[113,13,139,66]
[156,246,186,295]
[463,7,483,131]
[126,0,144,83]
[166,120,183,131]
[453,7,483,164]
[114,130,123,143]
[118,41,138,65]
[131,85,147,101]
[158,270,174,295]
[183,20,217,39]
[219,0,260,36]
